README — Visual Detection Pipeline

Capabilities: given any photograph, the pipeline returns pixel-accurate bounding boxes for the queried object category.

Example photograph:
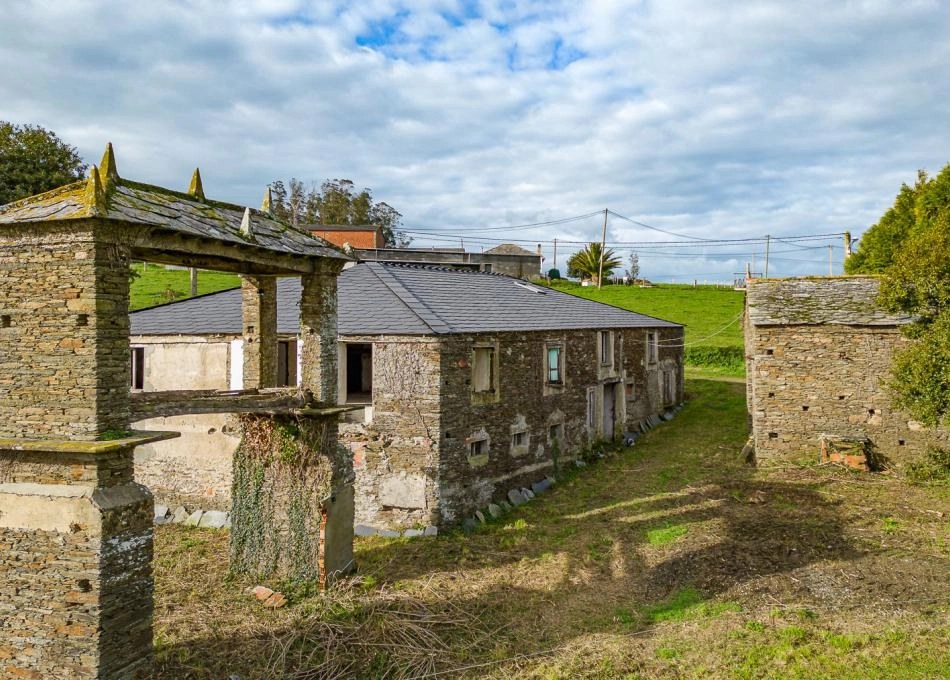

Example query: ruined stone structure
[745,276,949,468]
[130,263,684,529]
[0,146,350,678]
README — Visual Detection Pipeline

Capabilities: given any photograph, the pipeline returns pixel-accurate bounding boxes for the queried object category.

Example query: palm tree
[566,243,622,286]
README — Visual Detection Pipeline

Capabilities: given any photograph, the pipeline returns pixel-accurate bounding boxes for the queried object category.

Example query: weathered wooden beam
[129,388,313,420]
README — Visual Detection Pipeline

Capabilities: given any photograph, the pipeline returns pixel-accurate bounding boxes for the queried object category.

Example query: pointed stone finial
[261,187,273,214]
[84,166,108,215]
[240,207,253,237]
[99,143,118,183]
[188,168,205,200]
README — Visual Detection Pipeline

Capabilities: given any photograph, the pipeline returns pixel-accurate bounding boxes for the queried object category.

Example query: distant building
[131,263,683,529]
[307,224,386,249]
[355,242,543,278]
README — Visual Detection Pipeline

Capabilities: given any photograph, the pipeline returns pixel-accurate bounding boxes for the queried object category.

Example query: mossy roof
[746,276,913,326]
[0,161,347,261]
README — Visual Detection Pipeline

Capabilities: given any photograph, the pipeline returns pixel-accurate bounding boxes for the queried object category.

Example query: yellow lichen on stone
[188,168,205,200]
[99,142,119,184]
[83,166,108,215]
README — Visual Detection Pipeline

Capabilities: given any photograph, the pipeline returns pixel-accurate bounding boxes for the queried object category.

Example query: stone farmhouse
[745,276,948,468]
[130,263,684,528]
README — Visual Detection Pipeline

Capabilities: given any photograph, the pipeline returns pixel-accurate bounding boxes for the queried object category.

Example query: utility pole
[597,208,608,288]
[189,267,198,297]
[843,231,852,262]
[553,238,557,268]
[828,245,833,276]
[764,235,771,278]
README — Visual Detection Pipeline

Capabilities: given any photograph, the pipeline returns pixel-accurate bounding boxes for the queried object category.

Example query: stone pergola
[0,145,353,678]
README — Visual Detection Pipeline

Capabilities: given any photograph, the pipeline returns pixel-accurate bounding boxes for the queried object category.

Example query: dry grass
[155,379,950,678]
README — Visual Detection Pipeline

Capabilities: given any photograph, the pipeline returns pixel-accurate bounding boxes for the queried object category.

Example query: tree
[872,163,950,426]
[0,121,87,205]
[628,251,640,281]
[566,243,622,285]
[268,177,410,247]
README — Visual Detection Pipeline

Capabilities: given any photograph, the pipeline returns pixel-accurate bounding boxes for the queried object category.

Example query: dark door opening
[602,382,616,440]
[345,343,373,404]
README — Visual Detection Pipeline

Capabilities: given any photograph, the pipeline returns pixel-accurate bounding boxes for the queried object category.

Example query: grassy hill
[547,280,746,376]
[130,264,240,310]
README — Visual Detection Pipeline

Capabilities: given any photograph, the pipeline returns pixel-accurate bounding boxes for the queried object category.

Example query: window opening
[546,345,562,383]
[130,346,145,390]
[599,331,613,365]
[473,346,496,393]
[647,332,658,364]
[512,431,527,448]
[344,343,373,404]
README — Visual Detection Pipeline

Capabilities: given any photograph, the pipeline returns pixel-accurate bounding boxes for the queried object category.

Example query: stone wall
[0,444,153,678]
[435,327,683,524]
[0,221,130,440]
[746,277,949,466]
[340,337,442,529]
[132,336,231,391]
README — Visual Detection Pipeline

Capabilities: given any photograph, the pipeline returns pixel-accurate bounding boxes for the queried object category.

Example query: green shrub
[904,446,950,483]
[684,346,745,371]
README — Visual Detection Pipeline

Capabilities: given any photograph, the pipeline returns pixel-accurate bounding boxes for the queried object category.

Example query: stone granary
[129,263,685,530]
[745,276,949,468]
[0,145,352,678]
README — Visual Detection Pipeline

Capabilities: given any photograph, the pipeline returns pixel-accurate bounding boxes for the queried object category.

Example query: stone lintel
[0,430,179,454]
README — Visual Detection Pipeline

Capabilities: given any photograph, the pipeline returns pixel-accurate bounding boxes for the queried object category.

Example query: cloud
[1,0,948,280]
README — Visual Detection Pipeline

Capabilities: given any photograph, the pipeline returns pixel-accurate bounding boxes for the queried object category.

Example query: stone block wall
[746,277,949,466]
[436,326,683,524]
[0,444,153,678]
[342,337,442,528]
[0,221,130,440]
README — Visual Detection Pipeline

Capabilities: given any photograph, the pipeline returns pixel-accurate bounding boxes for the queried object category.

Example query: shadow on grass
[155,380,863,678]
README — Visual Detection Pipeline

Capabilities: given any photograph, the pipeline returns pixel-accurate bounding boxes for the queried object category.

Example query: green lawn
[130,263,240,310]
[547,280,746,376]
[154,378,950,679]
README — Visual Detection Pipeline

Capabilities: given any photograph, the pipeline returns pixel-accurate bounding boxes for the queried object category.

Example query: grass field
[547,281,746,376]
[153,379,950,679]
[130,264,239,310]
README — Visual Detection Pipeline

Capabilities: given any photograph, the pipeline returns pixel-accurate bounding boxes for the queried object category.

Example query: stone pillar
[0,435,166,678]
[241,275,278,389]
[230,413,353,585]
[299,267,339,404]
[0,225,130,440]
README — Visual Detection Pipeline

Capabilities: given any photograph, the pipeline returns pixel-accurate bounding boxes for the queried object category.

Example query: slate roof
[746,276,913,326]
[0,148,346,262]
[484,243,538,256]
[131,262,681,337]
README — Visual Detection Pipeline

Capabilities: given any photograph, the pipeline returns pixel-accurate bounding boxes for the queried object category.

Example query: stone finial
[261,187,273,214]
[240,207,253,237]
[99,142,119,183]
[84,165,108,215]
[188,168,205,200]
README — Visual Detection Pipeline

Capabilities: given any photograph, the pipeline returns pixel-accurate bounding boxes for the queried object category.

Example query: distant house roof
[484,243,538,256]
[746,276,914,327]
[0,145,346,262]
[130,262,681,337]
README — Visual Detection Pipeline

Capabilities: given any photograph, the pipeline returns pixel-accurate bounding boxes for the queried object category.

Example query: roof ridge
[365,263,455,333]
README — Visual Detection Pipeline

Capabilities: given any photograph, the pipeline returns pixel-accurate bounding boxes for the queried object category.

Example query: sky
[2,1,949,282]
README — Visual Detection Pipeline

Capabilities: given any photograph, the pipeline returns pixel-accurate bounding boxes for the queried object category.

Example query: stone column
[0,434,169,678]
[0,226,130,441]
[299,267,339,404]
[241,275,278,389]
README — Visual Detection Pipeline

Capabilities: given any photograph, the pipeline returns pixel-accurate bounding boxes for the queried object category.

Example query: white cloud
[1,0,948,280]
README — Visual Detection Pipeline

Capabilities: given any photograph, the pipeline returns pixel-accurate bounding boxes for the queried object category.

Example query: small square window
[470,439,488,456]
[549,424,563,442]
[512,431,527,448]
[546,345,563,383]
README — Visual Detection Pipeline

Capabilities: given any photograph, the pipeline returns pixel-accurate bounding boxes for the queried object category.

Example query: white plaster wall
[131,336,231,391]
[133,413,240,511]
